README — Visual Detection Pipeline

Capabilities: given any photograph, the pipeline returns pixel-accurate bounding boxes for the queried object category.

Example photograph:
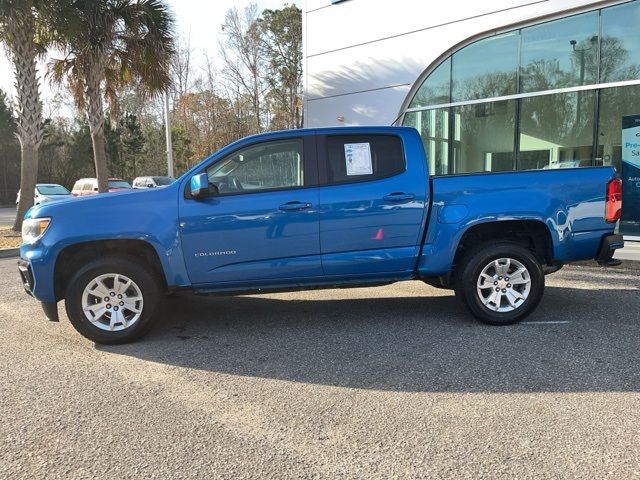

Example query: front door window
[207,139,304,194]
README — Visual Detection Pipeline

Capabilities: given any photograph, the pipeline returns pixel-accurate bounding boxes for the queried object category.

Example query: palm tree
[0,0,45,231]
[49,0,175,193]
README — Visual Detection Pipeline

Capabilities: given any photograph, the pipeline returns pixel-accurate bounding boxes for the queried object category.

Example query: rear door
[317,132,428,276]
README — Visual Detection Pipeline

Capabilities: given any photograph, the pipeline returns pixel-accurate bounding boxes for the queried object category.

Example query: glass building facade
[402,0,640,236]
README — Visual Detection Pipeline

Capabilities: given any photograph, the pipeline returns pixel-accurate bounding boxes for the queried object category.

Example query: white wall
[303,0,612,127]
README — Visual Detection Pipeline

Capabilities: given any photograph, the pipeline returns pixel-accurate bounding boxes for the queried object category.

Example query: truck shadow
[98,282,640,393]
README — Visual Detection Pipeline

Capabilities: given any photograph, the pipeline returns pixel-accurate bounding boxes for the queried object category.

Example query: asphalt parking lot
[1,258,639,479]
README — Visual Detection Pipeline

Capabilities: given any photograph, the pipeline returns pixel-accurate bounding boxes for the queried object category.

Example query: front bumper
[17,259,34,296]
[17,259,59,322]
[19,242,57,303]
[596,234,624,265]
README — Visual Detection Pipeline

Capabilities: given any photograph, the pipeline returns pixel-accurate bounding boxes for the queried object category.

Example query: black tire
[64,256,162,344]
[453,241,544,325]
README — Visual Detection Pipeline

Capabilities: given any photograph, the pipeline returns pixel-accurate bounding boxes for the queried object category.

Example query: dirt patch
[0,227,21,249]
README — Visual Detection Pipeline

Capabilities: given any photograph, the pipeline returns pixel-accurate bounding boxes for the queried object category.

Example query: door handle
[383,192,415,202]
[279,201,312,211]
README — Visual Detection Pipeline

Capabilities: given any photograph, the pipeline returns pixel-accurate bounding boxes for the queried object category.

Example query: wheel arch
[452,219,555,272]
[54,239,168,301]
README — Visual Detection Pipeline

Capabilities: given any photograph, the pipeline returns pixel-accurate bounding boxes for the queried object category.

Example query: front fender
[20,186,190,303]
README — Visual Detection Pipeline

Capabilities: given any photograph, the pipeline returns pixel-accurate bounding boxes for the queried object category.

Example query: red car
[71,178,132,196]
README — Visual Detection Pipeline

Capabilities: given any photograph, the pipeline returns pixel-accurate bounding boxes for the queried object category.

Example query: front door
[179,136,321,285]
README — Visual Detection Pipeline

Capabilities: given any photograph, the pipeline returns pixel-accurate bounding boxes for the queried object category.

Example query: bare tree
[172,36,194,128]
[219,4,268,133]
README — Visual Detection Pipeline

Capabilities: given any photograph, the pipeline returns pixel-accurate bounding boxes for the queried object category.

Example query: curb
[613,259,640,270]
[572,259,640,271]
[0,248,19,259]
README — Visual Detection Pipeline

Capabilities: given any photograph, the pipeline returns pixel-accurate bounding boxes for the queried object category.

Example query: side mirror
[190,173,211,199]
[146,183,155,188]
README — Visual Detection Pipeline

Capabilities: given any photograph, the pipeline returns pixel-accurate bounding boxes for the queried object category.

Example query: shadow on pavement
[99,283,640,393]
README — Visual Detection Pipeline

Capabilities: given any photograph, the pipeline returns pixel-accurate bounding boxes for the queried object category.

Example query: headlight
[22,217,51,244]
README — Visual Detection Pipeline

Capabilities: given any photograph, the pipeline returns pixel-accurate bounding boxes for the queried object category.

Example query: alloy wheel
[81,273,144,331]
[476,258,531,313]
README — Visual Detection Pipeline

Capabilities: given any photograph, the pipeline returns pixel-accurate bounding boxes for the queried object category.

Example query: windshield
[36,185,70,195]
[153,177,174,186]
[108,180,132,189]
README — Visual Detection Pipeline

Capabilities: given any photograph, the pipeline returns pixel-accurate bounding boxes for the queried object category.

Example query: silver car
[16,184,73,207]
[132,176,175,189]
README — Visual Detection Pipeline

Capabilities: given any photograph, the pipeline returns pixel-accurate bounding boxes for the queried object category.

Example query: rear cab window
[108,180,132,189]
[37,185,70,195]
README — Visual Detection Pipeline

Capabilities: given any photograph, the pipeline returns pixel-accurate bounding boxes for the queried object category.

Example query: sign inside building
[622,115,640,229]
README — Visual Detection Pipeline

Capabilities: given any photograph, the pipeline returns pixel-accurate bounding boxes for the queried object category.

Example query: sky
[0,0,300,114]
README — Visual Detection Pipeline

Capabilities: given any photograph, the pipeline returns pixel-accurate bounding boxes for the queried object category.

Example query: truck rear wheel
[454,242,544,325]
[64,256,161,344]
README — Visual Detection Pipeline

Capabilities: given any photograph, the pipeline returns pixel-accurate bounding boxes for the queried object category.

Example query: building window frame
[401,2,640,174]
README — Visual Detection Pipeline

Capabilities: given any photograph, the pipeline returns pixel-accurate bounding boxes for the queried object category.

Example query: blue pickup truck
[18,126,623,344]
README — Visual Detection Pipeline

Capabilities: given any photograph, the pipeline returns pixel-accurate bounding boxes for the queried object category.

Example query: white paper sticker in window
[344,142,373,176]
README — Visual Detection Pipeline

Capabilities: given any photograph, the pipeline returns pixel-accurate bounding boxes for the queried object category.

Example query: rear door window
[324,135,405,185]
[108,180,132,189]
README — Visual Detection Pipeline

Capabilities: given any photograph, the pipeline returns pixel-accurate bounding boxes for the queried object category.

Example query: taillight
[605,178,622,223]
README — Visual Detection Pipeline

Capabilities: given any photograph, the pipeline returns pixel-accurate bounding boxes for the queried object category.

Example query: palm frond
[113,0,176,94]
[45,0,176,114]
[47,56,86,110]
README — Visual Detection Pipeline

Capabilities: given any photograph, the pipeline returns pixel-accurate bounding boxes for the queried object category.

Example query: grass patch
[0,227,21,249]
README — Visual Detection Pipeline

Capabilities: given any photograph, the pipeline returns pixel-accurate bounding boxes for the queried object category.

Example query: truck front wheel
[454,242,544,325]
[64,256,161,344]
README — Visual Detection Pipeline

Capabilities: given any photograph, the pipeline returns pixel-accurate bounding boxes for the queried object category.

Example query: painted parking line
[521,320,570,325]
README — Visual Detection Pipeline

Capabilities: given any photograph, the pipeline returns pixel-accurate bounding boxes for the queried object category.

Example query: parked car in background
[132,176,175,189]
[16,184,73,208]
[71,178,132,196]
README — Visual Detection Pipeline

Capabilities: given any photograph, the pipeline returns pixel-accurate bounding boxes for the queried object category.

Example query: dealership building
[302,0,640,237]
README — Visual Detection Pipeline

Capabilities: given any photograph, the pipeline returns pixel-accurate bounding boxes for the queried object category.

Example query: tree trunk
[14,145,38,230]
[290,86,295,130]
[8,9,43,232]
[252,67,261,133]
[84,60,109,193]
[90,131,109,192]
[2,154,7,205]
